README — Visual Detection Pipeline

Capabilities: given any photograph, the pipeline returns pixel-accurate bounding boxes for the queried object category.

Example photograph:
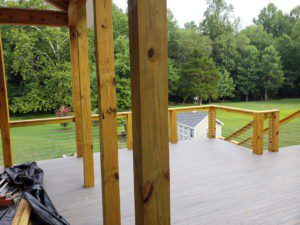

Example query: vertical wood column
[93,0,121,224]
[208,107,216,138]
[69,1,94,187]
[128,0,171,224]
[170,110,178,144]
[70,27,83,158]
[126,113,133,150]
[253,113,265,155]
[268,111,279,152]
[0,33,13,167]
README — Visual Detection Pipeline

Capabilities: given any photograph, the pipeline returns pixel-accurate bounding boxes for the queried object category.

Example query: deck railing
[169,105,280,155]
[0,105,281,166]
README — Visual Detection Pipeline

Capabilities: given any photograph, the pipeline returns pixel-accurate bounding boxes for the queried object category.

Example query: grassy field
[0,99,299,165]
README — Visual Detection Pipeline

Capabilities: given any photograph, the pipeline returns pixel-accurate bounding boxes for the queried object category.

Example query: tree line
[0,0,299,115]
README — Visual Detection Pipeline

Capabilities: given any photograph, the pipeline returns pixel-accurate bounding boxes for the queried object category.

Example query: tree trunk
[245,94,249,102]
[198,97,202,105]
[265,89,268,101]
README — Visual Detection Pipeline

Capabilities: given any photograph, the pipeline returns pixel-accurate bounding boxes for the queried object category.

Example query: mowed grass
[0,99,299,165]
[0,117,127,165]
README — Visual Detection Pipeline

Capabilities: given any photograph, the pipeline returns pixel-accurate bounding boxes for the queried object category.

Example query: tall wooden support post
[126,113,133,150]
[70,26,83,158]
[128,0,171,224]
[93,0,121,224]
[252,113,265,155]
[0,33,13,167]
[268,111,279,152]
[208,107,216,138]
[170,110,178,144]
[69,1,94,187]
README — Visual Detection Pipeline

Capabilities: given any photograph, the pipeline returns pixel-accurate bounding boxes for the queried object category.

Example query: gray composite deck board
[36,139,300,225]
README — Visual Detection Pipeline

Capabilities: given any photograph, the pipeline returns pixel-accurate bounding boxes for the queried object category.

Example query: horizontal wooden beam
[9,112,131,128]
[45,0,69,12]
[0,7,68,27]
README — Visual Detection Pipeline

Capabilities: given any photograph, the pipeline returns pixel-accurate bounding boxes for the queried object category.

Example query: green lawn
[0,99,299,165]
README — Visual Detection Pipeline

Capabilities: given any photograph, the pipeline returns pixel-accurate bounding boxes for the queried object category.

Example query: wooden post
[252,113,265,155]
[208,107,216,138]
[69,27,83,158]
[0,33,13,167]
[170,110,178,144]
[126,113,133,150]
[128,0,171,224]
[268,111,279,152]
[69,1,94,187]
[93,0,121,224]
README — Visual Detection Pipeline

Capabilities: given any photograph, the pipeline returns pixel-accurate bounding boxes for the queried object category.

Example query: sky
[112,0,300,28]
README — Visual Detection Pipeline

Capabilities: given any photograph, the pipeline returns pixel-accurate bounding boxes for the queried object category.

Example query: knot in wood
[114,172,119,180]
[147,48,155,59]
[164,169,170,180]
[107,108,117,115]
[142,180,153,204]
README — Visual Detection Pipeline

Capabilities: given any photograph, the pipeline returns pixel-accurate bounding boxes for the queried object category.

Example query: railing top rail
[211,105,279,115]
[169,105,279,116]
[10,112,131,128]
[168,105,211,113]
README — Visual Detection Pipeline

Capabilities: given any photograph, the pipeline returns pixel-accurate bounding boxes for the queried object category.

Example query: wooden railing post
[0,33,13,167]
[69,1,94,187]
[252,113,265,155]
[268,111,279,152]
[94,0,121,224]
[128,0,171,224]
[208,107,216,138]
[170,110,178,144]
[126,113,133,150]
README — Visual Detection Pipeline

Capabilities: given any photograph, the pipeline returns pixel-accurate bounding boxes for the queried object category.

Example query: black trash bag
[0,162,69,225]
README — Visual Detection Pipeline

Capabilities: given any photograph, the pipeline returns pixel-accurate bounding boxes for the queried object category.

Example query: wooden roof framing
[0,0,70,28]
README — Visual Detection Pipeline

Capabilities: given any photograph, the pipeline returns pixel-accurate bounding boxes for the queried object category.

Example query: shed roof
[178,111,223,128]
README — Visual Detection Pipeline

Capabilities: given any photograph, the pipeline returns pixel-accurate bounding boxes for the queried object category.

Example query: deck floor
[37,139,300,225]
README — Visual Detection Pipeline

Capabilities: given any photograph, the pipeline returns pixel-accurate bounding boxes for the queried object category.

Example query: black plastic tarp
[0,162,69,225]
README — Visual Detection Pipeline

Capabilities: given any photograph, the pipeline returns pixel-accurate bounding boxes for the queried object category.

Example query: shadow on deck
[38,139,300,225]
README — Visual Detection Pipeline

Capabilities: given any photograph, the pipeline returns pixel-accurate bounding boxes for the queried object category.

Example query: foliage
[218,70,235,100]
[1,0,300,115]
[55,105,71,128]
[178,50,220,104]
[258,45,284,100]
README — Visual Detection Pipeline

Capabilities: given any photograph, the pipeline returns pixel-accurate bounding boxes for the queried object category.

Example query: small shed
[177,111,224,141]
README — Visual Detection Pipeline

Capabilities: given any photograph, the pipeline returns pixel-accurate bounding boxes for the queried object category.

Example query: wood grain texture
[252,113,265,155]
[35,139,300,225]
[268,111,279,152]
[128,0,170,224]
[208,107,216,138]
[12,198,31,225]
[126,113,133,150]
[0,7,68,27]
[69,27,83,158]
[170,110,178,144]
[0,33,13,167]
[70,2,94,187]
[93,0,121,224]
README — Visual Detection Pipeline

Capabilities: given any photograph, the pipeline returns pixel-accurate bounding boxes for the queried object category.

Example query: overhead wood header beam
[0,7,68,27]
[45,0,69,12]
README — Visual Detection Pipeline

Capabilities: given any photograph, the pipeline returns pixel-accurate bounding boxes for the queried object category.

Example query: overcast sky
[112,0,300,28]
